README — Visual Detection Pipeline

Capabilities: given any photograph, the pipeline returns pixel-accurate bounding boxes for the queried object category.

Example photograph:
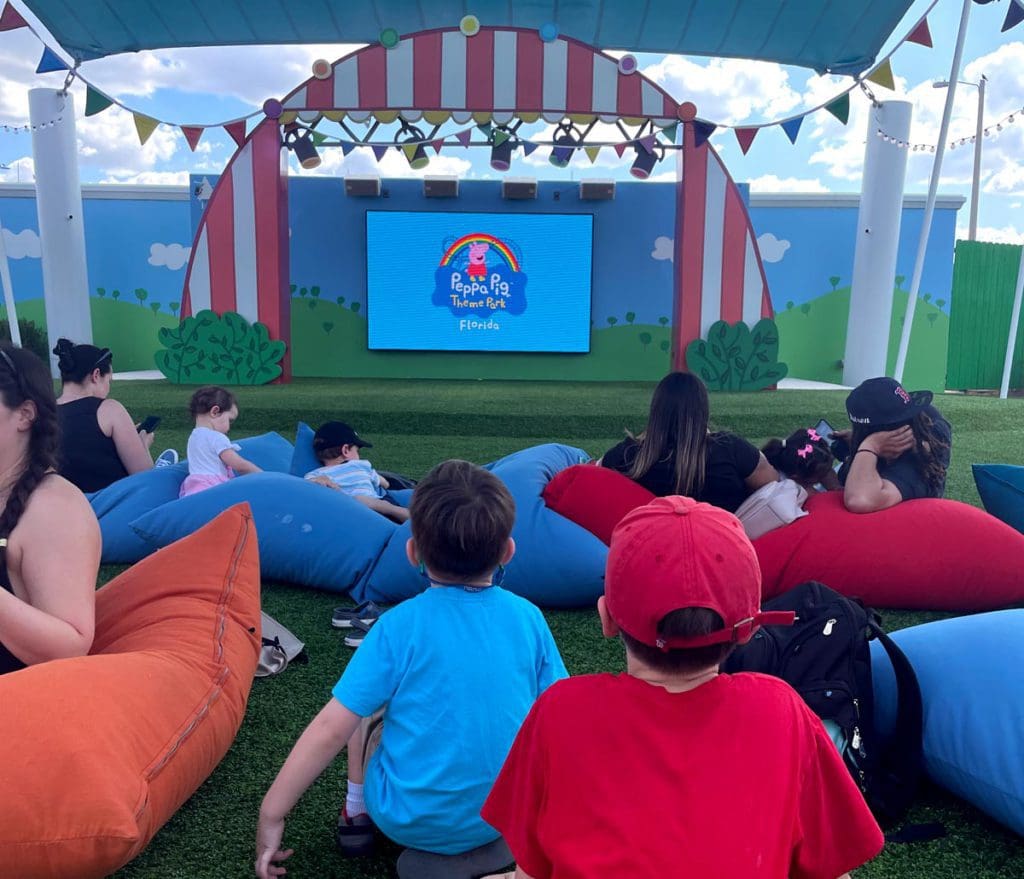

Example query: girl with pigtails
[762,428,840,493]
[0,344,100,675]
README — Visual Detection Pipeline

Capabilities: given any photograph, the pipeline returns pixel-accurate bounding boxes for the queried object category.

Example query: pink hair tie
[796,444,813,459]
[806,428,821,442]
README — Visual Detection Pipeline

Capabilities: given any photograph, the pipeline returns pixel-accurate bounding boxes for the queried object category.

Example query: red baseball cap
[605,496,794,650]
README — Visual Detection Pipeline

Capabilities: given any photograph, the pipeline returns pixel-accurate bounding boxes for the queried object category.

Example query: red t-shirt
[482,672,883,879]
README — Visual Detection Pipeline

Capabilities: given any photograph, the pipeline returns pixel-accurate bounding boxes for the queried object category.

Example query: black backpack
[722,581,923,827]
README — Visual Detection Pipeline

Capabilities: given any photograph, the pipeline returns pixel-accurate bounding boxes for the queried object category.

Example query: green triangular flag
[493,129,511,147]
[311,131,329,146]
[661,122,679,143]
[477,122,493,138]
[825,93,850,125]
[85,86,113,117]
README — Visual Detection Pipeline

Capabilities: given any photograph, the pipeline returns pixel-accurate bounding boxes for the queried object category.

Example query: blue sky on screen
[0,0,1022,241]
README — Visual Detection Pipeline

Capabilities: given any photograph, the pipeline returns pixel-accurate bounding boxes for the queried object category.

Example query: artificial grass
[101,378,1024,879]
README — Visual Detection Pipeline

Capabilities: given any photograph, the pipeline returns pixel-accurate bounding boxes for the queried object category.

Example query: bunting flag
[341,141,355,156]
[735,127,758,155]
[906,18,933,47]
[133,113,159,146]
[224,120,247,148]
[401,143,419,163]
[781,116,803,144]
[1004,0,1024,32]
[493,128,511,146]
[35,47,68,74]
[522,141,539,157]
[660,122,679,143]
[584,145,601,163]
[372,144,389,161]
[693,120,717,148]
[455,129,472,148]
[181,126,203,151]
[431,138,445,154]
[0,2,28,32]
[866,59,895,91]
[825,93,850,125]
[311,131,328,146]
[476,122,493,138]
[84,86,113,117]
[613,141,628,158]
[638,134,657,154]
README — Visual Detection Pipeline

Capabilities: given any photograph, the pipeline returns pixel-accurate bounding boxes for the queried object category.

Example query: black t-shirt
[600,432,760,512]
[57,397,129,493]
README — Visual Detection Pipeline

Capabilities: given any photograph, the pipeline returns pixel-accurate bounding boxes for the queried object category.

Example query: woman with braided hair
[0,344,100,675]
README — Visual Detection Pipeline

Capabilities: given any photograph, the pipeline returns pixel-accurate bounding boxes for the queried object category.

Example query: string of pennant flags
[2,0,1023,162]
[877,102,1024,153]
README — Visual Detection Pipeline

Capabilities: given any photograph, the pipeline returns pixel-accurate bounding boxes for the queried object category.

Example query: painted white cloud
[756,232,791,263]
[651,236,674,261]
[1,228,40,259]
[148,242,192,270]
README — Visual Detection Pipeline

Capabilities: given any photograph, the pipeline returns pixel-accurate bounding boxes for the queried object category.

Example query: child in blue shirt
[256,459,567,879]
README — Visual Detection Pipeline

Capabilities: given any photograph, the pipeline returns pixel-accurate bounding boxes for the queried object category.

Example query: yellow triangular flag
[584,145,601,164]
[402,143,419,163]
[134,113,159,145]
[866,59,895,92]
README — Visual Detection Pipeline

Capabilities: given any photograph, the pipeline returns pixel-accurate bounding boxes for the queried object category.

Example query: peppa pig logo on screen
[433,233,528,323]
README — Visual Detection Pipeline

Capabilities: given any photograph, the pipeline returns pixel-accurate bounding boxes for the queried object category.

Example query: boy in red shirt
[482,495,884,879]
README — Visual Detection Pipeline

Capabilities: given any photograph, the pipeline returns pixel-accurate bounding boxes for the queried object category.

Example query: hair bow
[806,429,821,442]
[796,444,814,459]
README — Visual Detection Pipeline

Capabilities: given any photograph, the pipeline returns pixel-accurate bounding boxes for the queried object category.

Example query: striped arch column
[671,122,774,372]
[182,120,291,380]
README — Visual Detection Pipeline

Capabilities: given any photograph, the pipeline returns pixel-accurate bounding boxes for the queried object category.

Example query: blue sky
[0,0,1022,241]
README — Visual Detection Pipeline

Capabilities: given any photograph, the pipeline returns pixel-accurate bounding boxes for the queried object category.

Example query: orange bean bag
[0,504,261,879]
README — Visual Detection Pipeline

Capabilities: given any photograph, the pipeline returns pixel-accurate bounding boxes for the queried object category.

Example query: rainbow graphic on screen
[433,232,528,323]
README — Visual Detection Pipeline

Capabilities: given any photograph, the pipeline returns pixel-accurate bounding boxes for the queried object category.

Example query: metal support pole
[999,246,1024,399]
[894,0,973,381]
[970,76,985,241]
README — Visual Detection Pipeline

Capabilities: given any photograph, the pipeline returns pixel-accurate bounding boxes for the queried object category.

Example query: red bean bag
[753,491,1024,610]
[542,463,655,544]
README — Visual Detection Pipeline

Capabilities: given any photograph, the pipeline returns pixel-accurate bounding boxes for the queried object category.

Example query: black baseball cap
[846,377,933,427]
[312,421,372,450]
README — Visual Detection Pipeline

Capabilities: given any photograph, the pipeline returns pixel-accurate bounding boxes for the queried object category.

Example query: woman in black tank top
[0,344,101,674]
[54,339,157,492]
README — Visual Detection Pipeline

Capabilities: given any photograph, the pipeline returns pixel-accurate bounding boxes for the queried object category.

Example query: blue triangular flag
[693,121,717,148]
[36,47,69,74]
[341,141,355,156]
[523,141,538,157]
[1003,0,1024,32]
[781,116,804,145]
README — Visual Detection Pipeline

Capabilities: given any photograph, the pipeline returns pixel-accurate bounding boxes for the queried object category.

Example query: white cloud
[748,174,829,193]
[148,242,192,270]
[0,156,35,183]
[757,232,791,263]
[962,224,1024,245]
[651,236,674,261]
[288,143,472,179]
[1,228,40,259]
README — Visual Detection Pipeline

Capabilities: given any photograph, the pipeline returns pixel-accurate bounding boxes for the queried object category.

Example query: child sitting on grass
[304,421,410,523]
[481,496,883,879]
[256,460,567,879]
[762,427,840,492]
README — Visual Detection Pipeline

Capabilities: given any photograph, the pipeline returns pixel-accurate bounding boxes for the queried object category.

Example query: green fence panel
[947,240,1024,390]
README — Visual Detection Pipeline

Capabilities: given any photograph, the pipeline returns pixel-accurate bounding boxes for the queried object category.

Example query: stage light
[549,122,580,168]
[629,142,664,180]
[283,126,321,170]
[490,132,515,171]
[397,124,430,171]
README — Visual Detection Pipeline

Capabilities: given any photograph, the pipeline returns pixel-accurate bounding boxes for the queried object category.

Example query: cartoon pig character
[467,242,490,279]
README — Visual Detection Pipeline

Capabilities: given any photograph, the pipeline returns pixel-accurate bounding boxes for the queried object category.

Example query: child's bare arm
[221,449,262,475]
[377,472,390,490]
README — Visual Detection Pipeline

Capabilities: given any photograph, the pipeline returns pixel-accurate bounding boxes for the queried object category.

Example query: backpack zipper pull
[822,618,837,636]
[851,727,862,750]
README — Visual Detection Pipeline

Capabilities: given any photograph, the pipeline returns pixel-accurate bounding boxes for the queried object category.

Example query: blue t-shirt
[333,585,568,854]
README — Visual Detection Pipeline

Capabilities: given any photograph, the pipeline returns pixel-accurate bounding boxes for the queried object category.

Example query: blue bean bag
[355,444,604,608]
[130,472,395,592]
[973,464,1024,534]
[871,611,1024,836]
[290,422,319,477]
[90,431,295,564]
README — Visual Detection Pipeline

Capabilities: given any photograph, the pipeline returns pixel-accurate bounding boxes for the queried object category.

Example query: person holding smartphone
[54,339,175,493]
[837,377,952,513]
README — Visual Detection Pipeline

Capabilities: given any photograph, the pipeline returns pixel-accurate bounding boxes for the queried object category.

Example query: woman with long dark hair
[839,377,952,513]
[54,338,162,492]
[0,344,100,674]
[599,372,777,512]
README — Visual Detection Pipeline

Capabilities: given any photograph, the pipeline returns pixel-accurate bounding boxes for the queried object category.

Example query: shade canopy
[22,0,916,74]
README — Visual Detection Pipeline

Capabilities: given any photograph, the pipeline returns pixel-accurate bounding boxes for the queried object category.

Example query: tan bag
[256,612,308,677]
[734,478,809,540]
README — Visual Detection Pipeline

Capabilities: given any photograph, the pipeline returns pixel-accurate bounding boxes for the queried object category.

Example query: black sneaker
[336,807,375,858]
[332,600,383,629]
[343,618,376,648]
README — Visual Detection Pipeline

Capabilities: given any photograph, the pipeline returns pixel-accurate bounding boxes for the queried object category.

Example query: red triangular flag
[735,127,758,155]
[0,2,28,32]
[613,142,628,158]
[431,138,445,155]
[455,129,472,148]
[906,18,932,48]
[224,121,247,148]
[181,126,203,151]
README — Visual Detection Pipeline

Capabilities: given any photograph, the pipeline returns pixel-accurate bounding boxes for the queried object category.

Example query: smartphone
[137,415,161,434]
[814,419,835,446]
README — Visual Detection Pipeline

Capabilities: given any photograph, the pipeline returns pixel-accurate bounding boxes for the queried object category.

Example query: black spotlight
[284,125,322,170]
[490,131,515,171]
[630,142,664,180]
[549,122,581,168]
[396,124,430,170]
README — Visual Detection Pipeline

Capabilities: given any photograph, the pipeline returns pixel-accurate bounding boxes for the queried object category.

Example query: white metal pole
[844,100,912,386]
[29,88,93,377]
[0,219,21,347]
[970,76,985,241]
[894,0,973,382]
[999,246,1024,399]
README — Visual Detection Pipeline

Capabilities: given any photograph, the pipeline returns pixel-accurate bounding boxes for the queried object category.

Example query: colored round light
[539,22,559,42]
[262,99,283,120]
[677,102,698,122]
[617,54,637,75]
[311,59,332,79]
[460,15,480,36]
[380,27,400,48]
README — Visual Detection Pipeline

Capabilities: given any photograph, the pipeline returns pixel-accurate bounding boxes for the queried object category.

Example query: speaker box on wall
[344,175,382,197]
[424,176,459,198]
[502,178,538,200]
[579,180,615,201]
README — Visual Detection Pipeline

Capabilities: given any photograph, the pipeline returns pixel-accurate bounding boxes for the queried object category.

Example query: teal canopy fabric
[23,0,915,74]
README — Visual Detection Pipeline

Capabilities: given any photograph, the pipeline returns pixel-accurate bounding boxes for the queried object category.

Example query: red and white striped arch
[180,27,773,382]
